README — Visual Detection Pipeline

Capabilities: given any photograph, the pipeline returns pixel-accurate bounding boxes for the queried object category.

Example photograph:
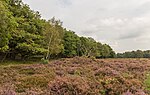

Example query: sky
[22,0,150,53]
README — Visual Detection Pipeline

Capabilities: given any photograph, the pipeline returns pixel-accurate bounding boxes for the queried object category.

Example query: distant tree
[135,50,143,58]
[117,50,150,58]
[143,50,150,58]
[117,53,124,58]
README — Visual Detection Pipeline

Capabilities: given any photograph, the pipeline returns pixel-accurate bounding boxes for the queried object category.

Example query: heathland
[0,57,150,95]
[0,0,150,95]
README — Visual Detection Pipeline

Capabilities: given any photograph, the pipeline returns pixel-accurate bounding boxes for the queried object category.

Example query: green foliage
[62,31,115,58]
[144,50,150,58]
[63,30,80,57]
[43,19,64,59]
[80,37,98,57]
[0,1,16,52]
[0,0,48,59]
[0,0,115,60]
[101,44,110,58]
[41,58,49,64]
[117,50,150,58]
[144,74,150,91]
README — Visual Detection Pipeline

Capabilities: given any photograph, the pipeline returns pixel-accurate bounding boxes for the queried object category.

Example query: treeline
[117,50,150,58]
[0,0,115,61]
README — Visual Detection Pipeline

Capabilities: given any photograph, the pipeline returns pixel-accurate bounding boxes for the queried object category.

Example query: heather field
[0,57,150,95]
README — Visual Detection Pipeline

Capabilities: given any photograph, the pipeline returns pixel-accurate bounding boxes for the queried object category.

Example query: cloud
[57,0,72,7]
[22,0,150,52]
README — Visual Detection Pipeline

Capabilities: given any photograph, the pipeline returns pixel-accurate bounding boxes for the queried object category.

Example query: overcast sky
[22,0,150,53]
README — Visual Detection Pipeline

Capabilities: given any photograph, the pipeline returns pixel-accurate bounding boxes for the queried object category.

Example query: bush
[41,58,49,64]
[47,76,101,95]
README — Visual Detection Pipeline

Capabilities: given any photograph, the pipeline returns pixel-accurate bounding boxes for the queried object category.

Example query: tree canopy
[0,0,116,60]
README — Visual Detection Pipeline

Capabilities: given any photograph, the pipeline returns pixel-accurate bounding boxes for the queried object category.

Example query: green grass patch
[144,74,150,91]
